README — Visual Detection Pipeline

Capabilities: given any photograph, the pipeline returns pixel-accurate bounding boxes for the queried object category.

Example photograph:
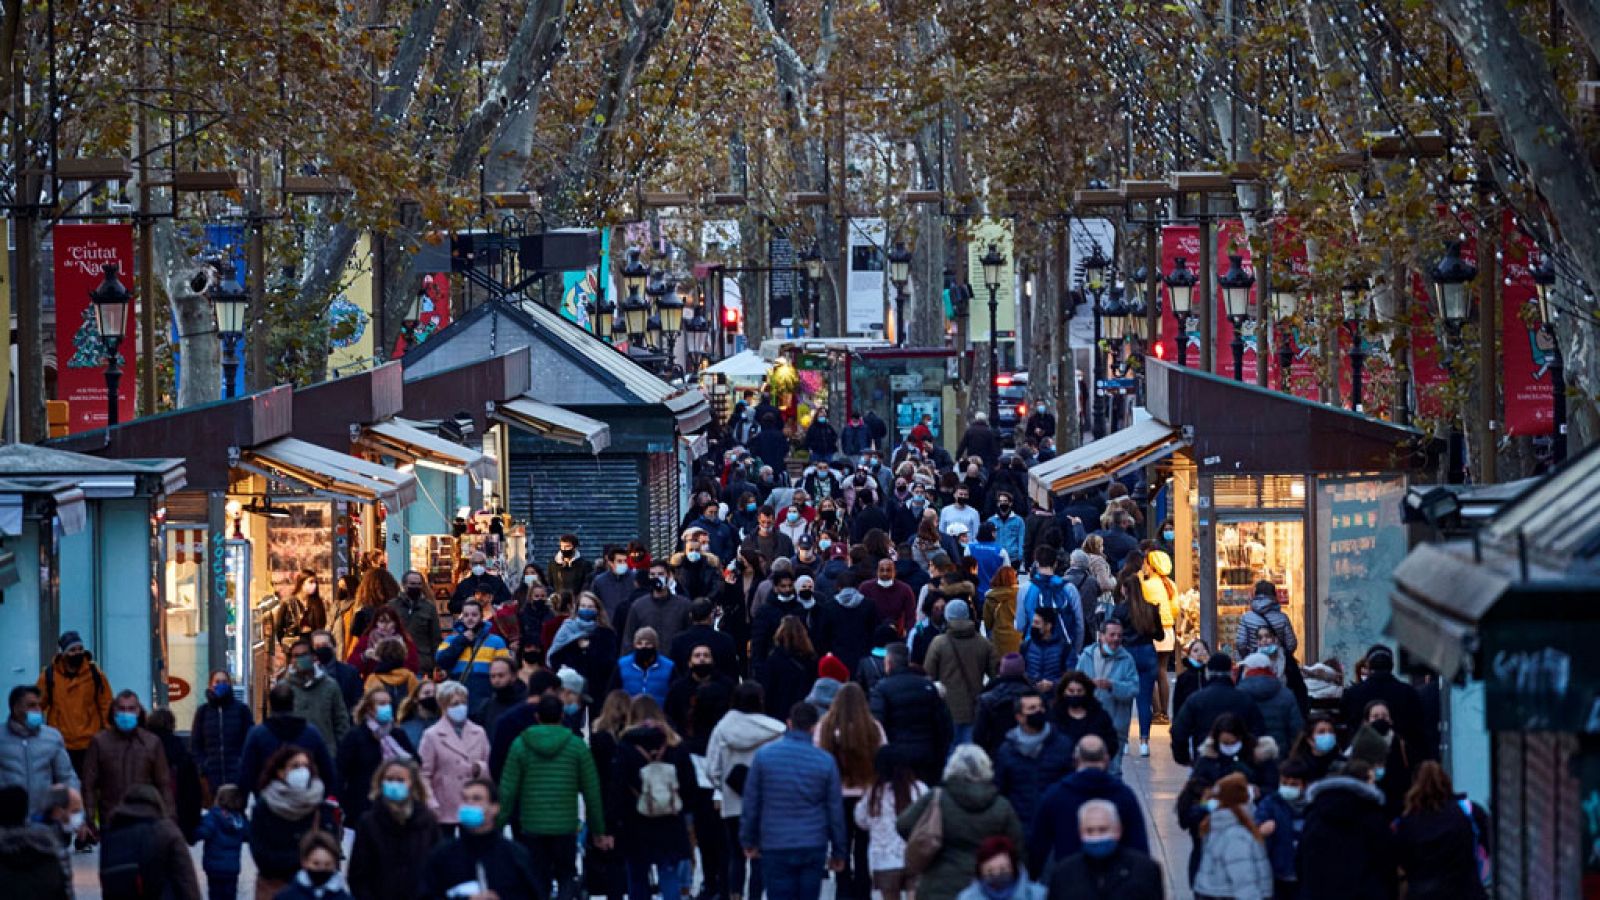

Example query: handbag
[902,788,944,875]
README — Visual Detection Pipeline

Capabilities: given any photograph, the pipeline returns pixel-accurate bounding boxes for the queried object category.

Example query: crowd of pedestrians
[0,404,1489,900]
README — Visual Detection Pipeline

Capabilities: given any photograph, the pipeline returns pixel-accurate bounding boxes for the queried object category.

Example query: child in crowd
[194,784,249,900]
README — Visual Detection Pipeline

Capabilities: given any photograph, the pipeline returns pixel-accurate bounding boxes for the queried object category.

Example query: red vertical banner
[1501,214,1553,436]
[1410,273,1451,422]
[1212,219,1259,379]
[1158,225,1201,367]
[391,272,453,358]
[53,224,136,433]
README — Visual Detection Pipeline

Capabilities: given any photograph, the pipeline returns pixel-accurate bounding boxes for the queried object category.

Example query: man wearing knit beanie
[924,596,998,745]
[1238,651,1304,755]
[973,652,1035,755]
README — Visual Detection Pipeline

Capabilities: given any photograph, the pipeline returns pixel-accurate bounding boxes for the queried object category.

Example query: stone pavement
[72,726,1199,900]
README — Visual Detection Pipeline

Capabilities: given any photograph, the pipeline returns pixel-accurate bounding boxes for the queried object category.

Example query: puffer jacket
[83,726,170,824]
[288,671,352,747]
[1194,805,1274,900]
[1235,592,1298,657]
[0,720,77,813]
[498,724,606,836]
[1139,550,1177,632]
[35,656,111,752]
[924,619,998,725]
[981,585,1022,656]
[100,787,201,900]
[1239,673,1305,753]
[704,709,786,818]
[992,725,1075,836]
[189,693,254,791]
[1298,776,1399,899]
[0,823,71,899]
[896,778,1024,900]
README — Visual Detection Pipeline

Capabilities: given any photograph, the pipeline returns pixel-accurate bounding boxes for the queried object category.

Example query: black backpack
[100,820,162,900]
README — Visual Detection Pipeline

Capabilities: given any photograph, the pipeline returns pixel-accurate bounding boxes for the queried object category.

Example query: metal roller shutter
[646,452,678,559]
[512,455,645,564]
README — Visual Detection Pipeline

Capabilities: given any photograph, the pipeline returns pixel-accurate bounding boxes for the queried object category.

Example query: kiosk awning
[1027,417,1186,505]
[359,418,497,481]
[493,397,612,453]
[665,389,712,434]
[240,438,418,509]
[1387,542,1509,678]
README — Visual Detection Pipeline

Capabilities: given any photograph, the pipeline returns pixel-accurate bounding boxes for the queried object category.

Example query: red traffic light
[722,306,741,331]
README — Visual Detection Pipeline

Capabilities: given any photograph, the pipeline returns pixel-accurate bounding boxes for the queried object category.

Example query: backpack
[1458,799,1493,889]
[636,748,683,818]
[100,820,161,900]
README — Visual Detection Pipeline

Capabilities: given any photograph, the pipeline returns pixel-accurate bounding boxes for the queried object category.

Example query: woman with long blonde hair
[818,683,885,899]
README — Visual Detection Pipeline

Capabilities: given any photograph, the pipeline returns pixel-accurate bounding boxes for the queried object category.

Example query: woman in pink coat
[417,679,490,835]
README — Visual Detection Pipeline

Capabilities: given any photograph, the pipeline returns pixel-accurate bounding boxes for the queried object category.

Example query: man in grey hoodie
[706,683,787,900]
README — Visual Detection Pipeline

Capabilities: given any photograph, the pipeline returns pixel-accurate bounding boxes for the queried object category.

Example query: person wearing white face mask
[250,747,337,898]
[418,681,490,838]
[449,551,511,616]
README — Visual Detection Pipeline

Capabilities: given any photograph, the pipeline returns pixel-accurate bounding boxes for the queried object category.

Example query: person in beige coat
[925,599,999,744]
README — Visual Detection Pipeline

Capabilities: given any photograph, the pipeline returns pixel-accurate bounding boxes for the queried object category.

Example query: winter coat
[435,626,511,707]
[705,710,787,819]
[188,693,254,791]
[924,619,998,725]
[854,780,927,872]
[623,591,694,650]
[896,779,1024,900]
[498,724,606,836]
[1021,630,1073,689]
[1047,845,1165,900]
[1340,672,1430,763]
[1026,766,1147,876]
[0,720,77,813]
[335,724,416,825]
[986,513,1027,565]
[1239,673,1305,753]
[740,730,847,854]
[549,626,619,711]
[1235,592,1298,657]
[982,585,1023,656]
[668,623,740,681]
[760,648,817,720]
[100,788,201,900]
[418,832,542,900]
[816,590,880,676]
[546,552,594,598]
[346,802,442,900]
[347,631,421,678]
[612,652,674,705]
[1297,776,1399,900]
[859,579,917,635]
[589,569,638,622]
[152,728,203,841]
[1172,662,1212,723]
[1015,572,1084,658]
[954,876,1046,900]
[992,725,1076,836]
[238,716,338,800]
[869,671,954,784]
[195,806,249,877]
[471,683,527,740]
[1255,790,1304,883]
[1194,806,1273,900]
[84,726,170,824]
[287,672,352,747]
[956,422,1000,468]
[363,667,419,711]
[1394,803,1488,900]
[448,573,511,616]
[1076,644,1139,738]
[970,675,1033,756]
[1053,700,1123,760]
[35,656,111,752]
[0,824,70,900]
[1171,678,1267,766]
[387,594,442,673]
[606,727,695,860]
[418,718,489,825]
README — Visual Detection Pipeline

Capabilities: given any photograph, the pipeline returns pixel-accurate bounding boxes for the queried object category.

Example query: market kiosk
[1029,359,1422,670]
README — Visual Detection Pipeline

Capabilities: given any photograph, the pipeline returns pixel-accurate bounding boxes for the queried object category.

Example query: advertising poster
[326,234,374,376]
[967,218,1016,344]
[1500,215,1553,436]
[562,227,608,328]
[847,218,887,335]
[53,223,137,432]
[768,235,798,329]
[1317,476,1408,672]
[1067,218,1115,350]
[391,272,451,358]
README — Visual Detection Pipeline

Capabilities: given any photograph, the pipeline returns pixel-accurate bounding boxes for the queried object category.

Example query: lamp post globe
[211,264,249,398]
[1428,241,1477,330]
[1165,256,1197,366]
[888,241,912,346]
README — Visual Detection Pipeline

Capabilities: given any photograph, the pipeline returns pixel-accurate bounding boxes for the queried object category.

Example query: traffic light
[722,306,741,333]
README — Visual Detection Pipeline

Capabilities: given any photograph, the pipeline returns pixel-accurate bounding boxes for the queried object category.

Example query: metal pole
[1257,225,1271,387]
[895,285,907,347]
[1549,324,1567,463]
[1476,208,1498,483]
[222,336,240,400]
[1198,213,1214,373]
[988,285,1000,421]
[103,339,124,427]
[136,15,156,417]
[1231,322,1246,382]
[1175,315,1188,367]
[1278,333,1294,391]
[1092,293,1106,437]
[1349,335,1367,412]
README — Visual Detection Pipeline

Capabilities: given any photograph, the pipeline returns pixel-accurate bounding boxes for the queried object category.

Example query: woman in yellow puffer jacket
[1141,550,1179,723]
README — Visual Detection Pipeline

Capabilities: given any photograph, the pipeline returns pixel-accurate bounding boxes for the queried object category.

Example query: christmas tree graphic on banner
[67,306,105,368]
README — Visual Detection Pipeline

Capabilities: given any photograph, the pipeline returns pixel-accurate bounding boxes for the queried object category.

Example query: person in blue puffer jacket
[1020,611,1074,696]
[610,627,675,705]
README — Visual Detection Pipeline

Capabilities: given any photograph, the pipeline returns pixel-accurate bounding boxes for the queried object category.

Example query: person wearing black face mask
[389,570,442,674]
[472,659,528,741]
[992,691,1076,844]
[311,629,363,709]
[665,645,736,753]
[1050,672,1121,764]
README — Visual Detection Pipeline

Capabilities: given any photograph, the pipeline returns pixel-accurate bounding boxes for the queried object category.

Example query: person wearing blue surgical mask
[1046,798,1163,896]
[338,688,419,824]
[82,690,167,827]
[418,779,543,899]
[1,684,76,814]
[193,668,254,794]
[347,758,437,899]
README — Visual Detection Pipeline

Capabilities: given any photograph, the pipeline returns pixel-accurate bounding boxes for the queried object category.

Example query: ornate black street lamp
[1532,252,1565,463]
[800,244,825,337]
[1165,256,1197,367]
[1342,278,1369,412]
[211,263,249,399]
[888,241,912,346]
[1270,275,1302,392]
[981,243,1007,421]
[1429,241,1478,482]
[1218,254,1255,382]
[89,264,132,426]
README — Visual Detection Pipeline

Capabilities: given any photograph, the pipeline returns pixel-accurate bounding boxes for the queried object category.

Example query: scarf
[291,868,348,897]
[548,616,598,660]
[367,719,412,761]
[259,777,326,820]
[1007,723,1052,758]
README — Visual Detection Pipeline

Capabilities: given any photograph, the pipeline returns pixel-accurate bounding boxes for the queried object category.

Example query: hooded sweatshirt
[705,710,786,818]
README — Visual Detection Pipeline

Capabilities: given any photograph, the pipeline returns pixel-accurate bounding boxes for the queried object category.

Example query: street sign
[1096,377,1137,395]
